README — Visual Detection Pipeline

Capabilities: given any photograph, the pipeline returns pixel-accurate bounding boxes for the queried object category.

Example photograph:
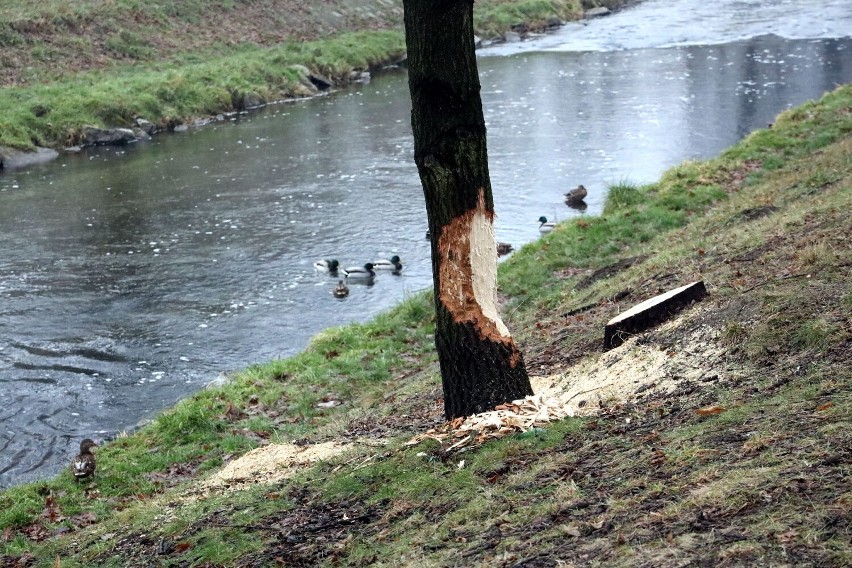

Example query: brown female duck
[71,438,98,481]
[565,184,588,206]
[332,280,350,298]
[496,242,514,256]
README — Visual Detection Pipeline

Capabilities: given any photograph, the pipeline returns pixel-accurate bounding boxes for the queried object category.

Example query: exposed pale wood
[603,281,709,349]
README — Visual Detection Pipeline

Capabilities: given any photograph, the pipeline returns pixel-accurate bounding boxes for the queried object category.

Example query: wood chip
[406,394,573,452]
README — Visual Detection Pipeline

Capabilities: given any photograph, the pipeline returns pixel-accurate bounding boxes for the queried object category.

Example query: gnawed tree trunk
[403,0,533,419]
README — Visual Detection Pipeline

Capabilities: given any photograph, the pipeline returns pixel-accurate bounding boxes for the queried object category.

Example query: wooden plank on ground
[603,281,708,349]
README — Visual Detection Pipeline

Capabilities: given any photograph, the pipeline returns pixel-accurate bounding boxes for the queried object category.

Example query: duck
[538,216,557,234]
[332,280,349,298]
[342,262,376,280]
[564,184,588,206]
[373,255,402,272]
[71,438,98,481]
[497,242,514,256]
[313,259,340,274]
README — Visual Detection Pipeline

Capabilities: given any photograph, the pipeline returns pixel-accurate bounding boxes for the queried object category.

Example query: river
[1,0,850,487]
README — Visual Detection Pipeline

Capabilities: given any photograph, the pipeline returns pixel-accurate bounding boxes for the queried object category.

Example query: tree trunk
[403,0,533,419]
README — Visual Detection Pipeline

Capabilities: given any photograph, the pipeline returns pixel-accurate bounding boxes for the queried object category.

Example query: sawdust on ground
[202,441,355,492]
[534,306,728,415]
[200,305,725,488]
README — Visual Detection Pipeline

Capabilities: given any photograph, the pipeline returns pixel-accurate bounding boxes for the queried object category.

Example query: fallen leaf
[220,403,246,421]
[174,542,191,553]
[24,523,50,542]
[71,511,97,527]
[696,405,725,416]
[816,402,833,411]
[640,431,661,443]
[41,495,64,523]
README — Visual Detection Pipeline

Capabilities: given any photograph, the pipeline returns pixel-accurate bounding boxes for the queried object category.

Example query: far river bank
[0,1,632,169]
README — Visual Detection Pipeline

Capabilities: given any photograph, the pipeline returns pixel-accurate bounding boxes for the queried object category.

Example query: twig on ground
[565,386,605,404]
[741,272,811,293]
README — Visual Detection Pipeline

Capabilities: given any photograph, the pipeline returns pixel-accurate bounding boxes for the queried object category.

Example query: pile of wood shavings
[405,394,574,453]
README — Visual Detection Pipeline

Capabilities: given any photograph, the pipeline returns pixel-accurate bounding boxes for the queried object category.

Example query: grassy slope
[0,0,603,150]
[1,76,849,566]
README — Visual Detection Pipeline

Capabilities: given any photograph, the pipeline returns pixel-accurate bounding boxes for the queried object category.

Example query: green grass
[0,0,612,151]
[0,30,406,149]
[474,0,584,37]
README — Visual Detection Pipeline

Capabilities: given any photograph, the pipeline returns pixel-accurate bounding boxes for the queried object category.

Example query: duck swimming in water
[538,216,557,234]
[497,242,514,256]
[313,259,340,274]
[564,184,588,206]
[332,280,349,298]
[373,255,402,272]
[71,438,98,481]
[342,262,376,280]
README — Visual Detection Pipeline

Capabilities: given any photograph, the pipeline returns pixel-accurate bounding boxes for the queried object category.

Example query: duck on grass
[71,438,98,482]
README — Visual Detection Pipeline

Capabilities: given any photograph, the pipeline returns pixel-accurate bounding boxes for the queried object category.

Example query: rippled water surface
[1,0,851,487]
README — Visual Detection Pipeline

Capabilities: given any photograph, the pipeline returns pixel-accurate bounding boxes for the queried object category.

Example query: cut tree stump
[603,281,708,349]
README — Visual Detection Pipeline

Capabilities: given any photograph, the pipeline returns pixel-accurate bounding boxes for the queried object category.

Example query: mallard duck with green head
[538,216,556,234]
[313,259,340,274]
[373,255,402,272]
[342,262,376,280]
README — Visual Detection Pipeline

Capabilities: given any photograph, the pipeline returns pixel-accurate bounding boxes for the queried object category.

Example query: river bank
[1,81,849,566]
[0,0,631,168]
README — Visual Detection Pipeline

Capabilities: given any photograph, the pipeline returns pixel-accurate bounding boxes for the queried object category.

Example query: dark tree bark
[403,0,533,419]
